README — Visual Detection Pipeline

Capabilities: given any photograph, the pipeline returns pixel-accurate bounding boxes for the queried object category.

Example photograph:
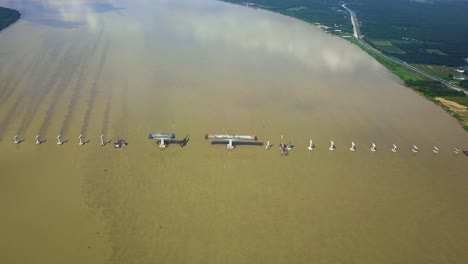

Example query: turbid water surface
[0,0,467,263]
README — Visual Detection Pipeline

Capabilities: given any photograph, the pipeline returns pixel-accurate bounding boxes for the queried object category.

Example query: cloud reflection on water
[0,0,122,30]
[161,0,380,74]
[0,0,381,74]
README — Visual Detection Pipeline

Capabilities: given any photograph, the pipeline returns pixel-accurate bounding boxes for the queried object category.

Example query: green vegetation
[459,80,468,89]
[286,6,307,12]
[355,40,468,131]
[222,0,468,131]
[370,39,392,46]
[221,0,352,32]
[426,49,447,56]
[348,38,423,82]
[412,64,454,81]
[444,96,468,108]
[405,80,465,97]
[0,7,20,32]
[368,39,405,54]
[224,0,467,82]
[224,0,468,67]
[349,0,468,67]
[405,81,468,131]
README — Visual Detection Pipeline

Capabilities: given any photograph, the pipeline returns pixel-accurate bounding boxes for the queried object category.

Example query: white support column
[35,135,41,145]
[329,141,335,151]
[371,143,377,152]
[391,144,397,152]
[100,134,105,146]
[13,135,19,144]
[227,139,234,150]
[159,138,166,148]
[412,145,418,153]
[308,140,314,150]
[350,142,356,151]
[57,134,63,145]
[78,134,84,145]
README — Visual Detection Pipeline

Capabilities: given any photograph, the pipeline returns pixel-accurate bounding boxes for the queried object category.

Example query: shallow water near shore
[0,0,467,263]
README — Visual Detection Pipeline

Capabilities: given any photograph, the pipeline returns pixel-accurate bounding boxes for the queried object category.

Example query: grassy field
[286,6,307,12]
[222,0,468,132]
[412,64,467,83]
[412,64,453,80]
[349,0,468,67]
[348,38,424,82]
[348,38,468,131]
[369,39,405,54]
[426,49,447,56]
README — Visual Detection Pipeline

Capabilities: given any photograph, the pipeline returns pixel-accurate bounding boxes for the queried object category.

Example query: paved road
[341,3,467,95]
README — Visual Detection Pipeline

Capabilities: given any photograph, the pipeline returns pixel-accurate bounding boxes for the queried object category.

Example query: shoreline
[1,1,468,263]
[220,0,468,132]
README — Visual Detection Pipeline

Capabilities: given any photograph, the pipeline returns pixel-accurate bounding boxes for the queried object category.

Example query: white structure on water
[371,143,377,152]
[350,142,356,151]
[266,140,272,149]
[78,134,84,146]
[57,134,63,145]
[391,144,397,152]
[13,135,19,144]
[205,134,257,150]
[35,135,41,145]
[308,140,315,150]
[329,141,336,151]
[412,145,418,153]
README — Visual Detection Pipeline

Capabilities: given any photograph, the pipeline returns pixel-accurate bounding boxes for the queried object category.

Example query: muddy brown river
[0,0,467,263]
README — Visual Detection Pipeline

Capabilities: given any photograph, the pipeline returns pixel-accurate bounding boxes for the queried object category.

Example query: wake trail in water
[0,45,54,137]
[38,42,88,137]
[0,50,34,106]
[15,44,68,136]
[80,37,109,138]
[59,29,104,137]
[101,88,112,136]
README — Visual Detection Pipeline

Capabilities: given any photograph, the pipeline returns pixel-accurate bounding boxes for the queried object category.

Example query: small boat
[279,143,288,156]
[463,150,468,156]
[114,138,128,148]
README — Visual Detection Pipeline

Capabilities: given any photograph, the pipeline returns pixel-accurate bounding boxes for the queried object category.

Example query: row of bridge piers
[5,133,465,155]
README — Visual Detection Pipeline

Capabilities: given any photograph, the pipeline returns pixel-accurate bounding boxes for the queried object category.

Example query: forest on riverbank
[222,0,468,131]
[350,0,468,67]
[223,0,468,67]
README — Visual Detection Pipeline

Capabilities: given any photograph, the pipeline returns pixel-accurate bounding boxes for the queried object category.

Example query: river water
[0,0,467,263]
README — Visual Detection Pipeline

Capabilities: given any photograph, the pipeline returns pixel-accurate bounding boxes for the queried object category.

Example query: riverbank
[221,0,468,132]
[0,7,20,32]
[1,1,468,263]
[348,37,468,131]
